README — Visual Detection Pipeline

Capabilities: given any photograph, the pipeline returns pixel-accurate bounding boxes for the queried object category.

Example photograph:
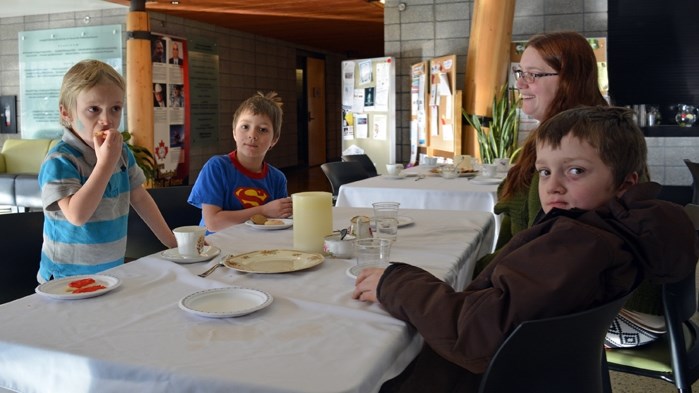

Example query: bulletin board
[341,57,396,175]
[426,55,462,159]
[410,61,428,165]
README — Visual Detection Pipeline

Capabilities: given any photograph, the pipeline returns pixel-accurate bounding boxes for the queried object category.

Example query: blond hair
[59,60,125,128]
[232,91,284,140]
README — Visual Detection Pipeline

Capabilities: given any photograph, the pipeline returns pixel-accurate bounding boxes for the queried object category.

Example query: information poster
[18,25,123,139]
[151,33,189,186]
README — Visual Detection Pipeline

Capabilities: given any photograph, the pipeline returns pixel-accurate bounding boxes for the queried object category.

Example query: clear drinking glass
[372,202,400,241]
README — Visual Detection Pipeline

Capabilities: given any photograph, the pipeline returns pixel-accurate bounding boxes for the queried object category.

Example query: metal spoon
[198,257,226,278]
[339,228,348,240]
[415,174,426,181]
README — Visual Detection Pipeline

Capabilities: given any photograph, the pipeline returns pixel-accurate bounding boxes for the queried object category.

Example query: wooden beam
[126,1,154,161]
[462,0,516,157]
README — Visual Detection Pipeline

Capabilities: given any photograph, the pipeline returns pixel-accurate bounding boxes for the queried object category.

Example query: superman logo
[235,187,269,208]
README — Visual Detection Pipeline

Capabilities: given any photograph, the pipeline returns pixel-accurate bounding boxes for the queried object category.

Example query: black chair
[341,154,379,177]
[605,204,699,393]
[478,293,631,393]
[685,159,699,205]
[125,185,201,260]
[0,211,44,304]
[320,161,371,203]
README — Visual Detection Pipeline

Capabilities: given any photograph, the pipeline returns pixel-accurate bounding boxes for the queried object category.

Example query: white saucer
[160,246,221,263]
[470,176,504,185]
[244,218,293,230]
[346,264,386,279]
[383,174,406,180]
[178,287,273,318]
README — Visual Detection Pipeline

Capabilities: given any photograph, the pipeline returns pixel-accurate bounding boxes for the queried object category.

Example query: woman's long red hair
[500,32,608,200]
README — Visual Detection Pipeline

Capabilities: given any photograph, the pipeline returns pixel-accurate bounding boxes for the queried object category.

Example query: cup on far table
[372,201,400,241]
[481,164,498,178]
[386,163,404,175]
[354,238,392,267]
[173,226,206,257]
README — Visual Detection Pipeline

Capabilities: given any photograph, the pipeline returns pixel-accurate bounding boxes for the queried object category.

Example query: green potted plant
[121,131,157,183]
[462,84,521,165]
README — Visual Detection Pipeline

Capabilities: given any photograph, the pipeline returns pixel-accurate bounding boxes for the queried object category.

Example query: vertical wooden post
[462,0,516,157]
[126,0,154,156]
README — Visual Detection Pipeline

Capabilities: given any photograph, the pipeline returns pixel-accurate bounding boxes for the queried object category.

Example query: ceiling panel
[109,0,384,58]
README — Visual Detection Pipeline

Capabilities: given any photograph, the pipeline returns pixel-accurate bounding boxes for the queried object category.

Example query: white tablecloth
[0,207,494,393]
[335,174,499,213]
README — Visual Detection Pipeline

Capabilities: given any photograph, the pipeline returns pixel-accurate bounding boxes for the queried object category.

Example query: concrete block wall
[384,0,609,163]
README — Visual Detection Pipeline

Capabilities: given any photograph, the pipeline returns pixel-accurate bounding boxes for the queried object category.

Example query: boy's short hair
[535,106,648,187]
[232,91,284,140]
[59,60,125,128]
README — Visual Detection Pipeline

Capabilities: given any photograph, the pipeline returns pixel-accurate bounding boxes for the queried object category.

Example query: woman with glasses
[475,31,608,270]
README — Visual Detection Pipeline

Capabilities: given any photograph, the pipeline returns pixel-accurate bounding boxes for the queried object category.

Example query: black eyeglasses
[512,66,559,83]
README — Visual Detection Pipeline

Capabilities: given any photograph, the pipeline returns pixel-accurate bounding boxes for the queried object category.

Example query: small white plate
[470,176,504,185]
[383,174,406,180]
[178,287,273,318]
[160,246,221,263]
[369,216,415,229]
[346,264,386,279]
[35,274,121,300]
[244,218,293,230]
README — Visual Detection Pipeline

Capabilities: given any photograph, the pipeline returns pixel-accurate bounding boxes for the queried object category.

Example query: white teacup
[386,163,404,175]
[482,164,498,178]
[323,233,357,259]
[422,156,438,166]
[173,226,206,257]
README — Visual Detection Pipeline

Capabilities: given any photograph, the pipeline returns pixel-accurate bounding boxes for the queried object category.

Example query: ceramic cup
[386,163,404,175]
[482,164,498,178]
[354,238,392,267]
[323,233,357,259]
[349,215,372,239]
[422,156,438,166]
[173,226,206,257]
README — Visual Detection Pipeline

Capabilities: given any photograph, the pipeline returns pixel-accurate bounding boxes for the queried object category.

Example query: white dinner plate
[178,287,273,318]
[223,249,324,273]
[382,174,406,180]
[346,264,386,279]
[369,216,415,229]
[244,218,293,230]
[470,176,504,185]
[160,245,221,263]
[35,274,121,300]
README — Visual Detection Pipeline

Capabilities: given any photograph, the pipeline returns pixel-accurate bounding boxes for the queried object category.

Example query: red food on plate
[69,278,96,288]
[72,285,106,294]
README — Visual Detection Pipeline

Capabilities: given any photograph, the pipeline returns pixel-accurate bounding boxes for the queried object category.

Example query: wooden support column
[126,0,153,156]
[462,0,516,156]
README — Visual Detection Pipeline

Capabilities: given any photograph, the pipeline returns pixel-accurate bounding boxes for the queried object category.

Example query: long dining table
[0,207,495,393]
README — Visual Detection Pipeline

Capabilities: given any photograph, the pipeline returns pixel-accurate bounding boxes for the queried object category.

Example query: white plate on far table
[160,246,221,263]
[470,176,504,185]
[35,274,121,300]
[244,219,293,230]
[178,287,273,318]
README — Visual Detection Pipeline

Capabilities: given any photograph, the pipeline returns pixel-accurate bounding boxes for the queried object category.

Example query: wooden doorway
[297,55,326,167]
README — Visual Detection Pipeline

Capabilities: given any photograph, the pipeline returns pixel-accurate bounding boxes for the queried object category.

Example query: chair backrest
[320,161,370,198]
[341,154,378,177]
[478,293,631,393]
[0,211,45,304]
[125,185,200,259]
[684,159,699,205]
